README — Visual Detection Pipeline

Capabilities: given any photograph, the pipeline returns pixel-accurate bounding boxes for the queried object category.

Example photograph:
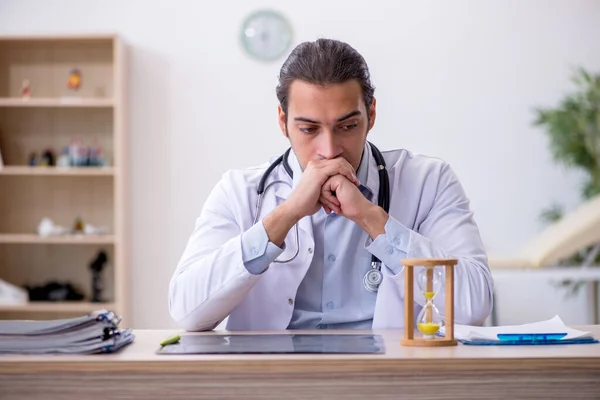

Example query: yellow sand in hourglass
[417,290,440,336]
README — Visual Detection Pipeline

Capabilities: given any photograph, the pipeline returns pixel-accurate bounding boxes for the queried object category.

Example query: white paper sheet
[441,315,592,341]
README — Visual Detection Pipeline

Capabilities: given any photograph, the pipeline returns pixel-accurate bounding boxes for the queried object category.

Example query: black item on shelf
[24,281,85,302]
[41,148,55,166]
[90,250,108,302]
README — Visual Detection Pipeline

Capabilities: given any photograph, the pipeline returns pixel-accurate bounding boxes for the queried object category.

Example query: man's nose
[318,131,342,159]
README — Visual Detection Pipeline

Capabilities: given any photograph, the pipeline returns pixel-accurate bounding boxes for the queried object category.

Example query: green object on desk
[160,334,181,347]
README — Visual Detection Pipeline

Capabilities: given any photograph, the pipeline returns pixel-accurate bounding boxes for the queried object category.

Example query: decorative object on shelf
[28,152,38,166]
[36,217,108,237]
[0,278,28,305]
[84,223,109,235]
[240,9,293,62]
[21,79,31,98]
[37,217,70,237]
[24,141,109,169]
[69,139,86,166]
[25,281,85,302]
[67,68,82,91]
[89,250,108,303]
[39,148,55,167]
[73,216,85,234]
[56,146,70,167]
[88,145,106,166]
[67,139,106,167]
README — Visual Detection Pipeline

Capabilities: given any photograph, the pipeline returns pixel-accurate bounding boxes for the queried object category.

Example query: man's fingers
[319,162,360,186]
[320,197,341,214]
[320,185,340,206]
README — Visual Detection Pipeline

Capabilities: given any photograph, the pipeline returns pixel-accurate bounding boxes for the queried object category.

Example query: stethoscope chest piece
[363,262,383,292]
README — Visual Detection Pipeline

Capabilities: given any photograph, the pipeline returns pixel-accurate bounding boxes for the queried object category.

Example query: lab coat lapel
[364,142,381,207]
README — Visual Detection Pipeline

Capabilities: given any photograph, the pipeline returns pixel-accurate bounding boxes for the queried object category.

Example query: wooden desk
[1,328,600,399]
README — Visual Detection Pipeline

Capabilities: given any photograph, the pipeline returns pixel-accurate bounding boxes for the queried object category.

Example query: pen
[160,334,181,346]
[497,333,567,341]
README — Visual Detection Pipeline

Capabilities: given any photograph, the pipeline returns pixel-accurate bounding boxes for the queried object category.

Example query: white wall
[1,0,599,328]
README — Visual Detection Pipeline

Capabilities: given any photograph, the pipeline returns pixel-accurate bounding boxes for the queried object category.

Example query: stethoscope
[254,142,390,292]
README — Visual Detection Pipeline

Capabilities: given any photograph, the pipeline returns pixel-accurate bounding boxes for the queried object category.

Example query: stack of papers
[442,315,598,345]
[0,309,135,354]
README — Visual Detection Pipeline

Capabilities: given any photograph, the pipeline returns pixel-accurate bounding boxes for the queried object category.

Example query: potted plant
[534,67,600,295]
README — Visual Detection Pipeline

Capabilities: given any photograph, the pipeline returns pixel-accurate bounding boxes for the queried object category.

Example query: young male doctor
[169,38,493,331]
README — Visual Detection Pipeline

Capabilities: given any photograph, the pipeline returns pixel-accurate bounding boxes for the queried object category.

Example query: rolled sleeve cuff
[365,215,411,275]
[241,220,285,275]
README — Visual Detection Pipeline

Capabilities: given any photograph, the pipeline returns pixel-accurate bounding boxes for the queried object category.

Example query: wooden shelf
[0,234,115,245]
[0,166,115,176]
[0,98,114,107]
[0,34,128,324]
[0,302,115,313]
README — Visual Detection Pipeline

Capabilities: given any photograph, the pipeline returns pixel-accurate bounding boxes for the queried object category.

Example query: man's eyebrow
[293,110,362,125]
[294,116,320,124]
[337,110,361,121]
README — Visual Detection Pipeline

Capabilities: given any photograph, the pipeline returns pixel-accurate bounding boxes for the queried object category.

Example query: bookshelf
[0,34,128,323]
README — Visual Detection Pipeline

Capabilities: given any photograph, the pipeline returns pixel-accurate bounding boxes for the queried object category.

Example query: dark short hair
[276,38,375,116]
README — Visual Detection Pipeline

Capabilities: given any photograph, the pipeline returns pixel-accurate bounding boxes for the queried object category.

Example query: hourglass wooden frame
[400,258,458,347]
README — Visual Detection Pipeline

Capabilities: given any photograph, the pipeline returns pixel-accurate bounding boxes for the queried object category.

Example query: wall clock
[240,9,293,62]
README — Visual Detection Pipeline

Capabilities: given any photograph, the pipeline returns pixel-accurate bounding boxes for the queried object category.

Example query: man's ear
[278,105,288,138]
[368,98,377,131]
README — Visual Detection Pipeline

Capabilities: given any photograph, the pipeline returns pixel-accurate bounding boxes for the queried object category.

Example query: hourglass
[400,258,458,347]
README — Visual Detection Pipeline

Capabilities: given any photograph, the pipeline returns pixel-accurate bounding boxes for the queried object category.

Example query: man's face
[278,79,376,172]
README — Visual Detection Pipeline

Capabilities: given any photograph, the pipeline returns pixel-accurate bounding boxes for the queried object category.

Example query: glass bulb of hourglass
[416,266,444,339]
[417,301,443,339]
[416,266,442,300]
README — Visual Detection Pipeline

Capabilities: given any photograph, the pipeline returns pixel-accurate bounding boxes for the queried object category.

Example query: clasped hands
[285,158,374,224]
[264,157,388,246]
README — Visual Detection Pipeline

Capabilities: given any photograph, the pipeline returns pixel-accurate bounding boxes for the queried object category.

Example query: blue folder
[459,332,599,346]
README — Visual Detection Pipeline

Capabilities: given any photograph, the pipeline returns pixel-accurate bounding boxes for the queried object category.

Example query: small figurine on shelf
[67,68,82,91]
[84,222,108,235]
[28,152,38,166]
[56,146,70,167]
[69,139,87,167]
[89,250,108,303]
[37,217,70,237]
[89,145,106,166]
[21,79,31,99]
[72,216,85,234]
[40,148,55,167]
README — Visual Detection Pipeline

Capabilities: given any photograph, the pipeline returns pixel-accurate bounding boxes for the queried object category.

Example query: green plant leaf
[539,202,563,225]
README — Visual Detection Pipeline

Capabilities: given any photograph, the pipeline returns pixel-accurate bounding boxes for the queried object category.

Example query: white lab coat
[169,145,493,331]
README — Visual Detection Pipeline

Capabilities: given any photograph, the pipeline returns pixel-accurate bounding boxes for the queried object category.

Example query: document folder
[0,309,134,354]
[441,315,598,346]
